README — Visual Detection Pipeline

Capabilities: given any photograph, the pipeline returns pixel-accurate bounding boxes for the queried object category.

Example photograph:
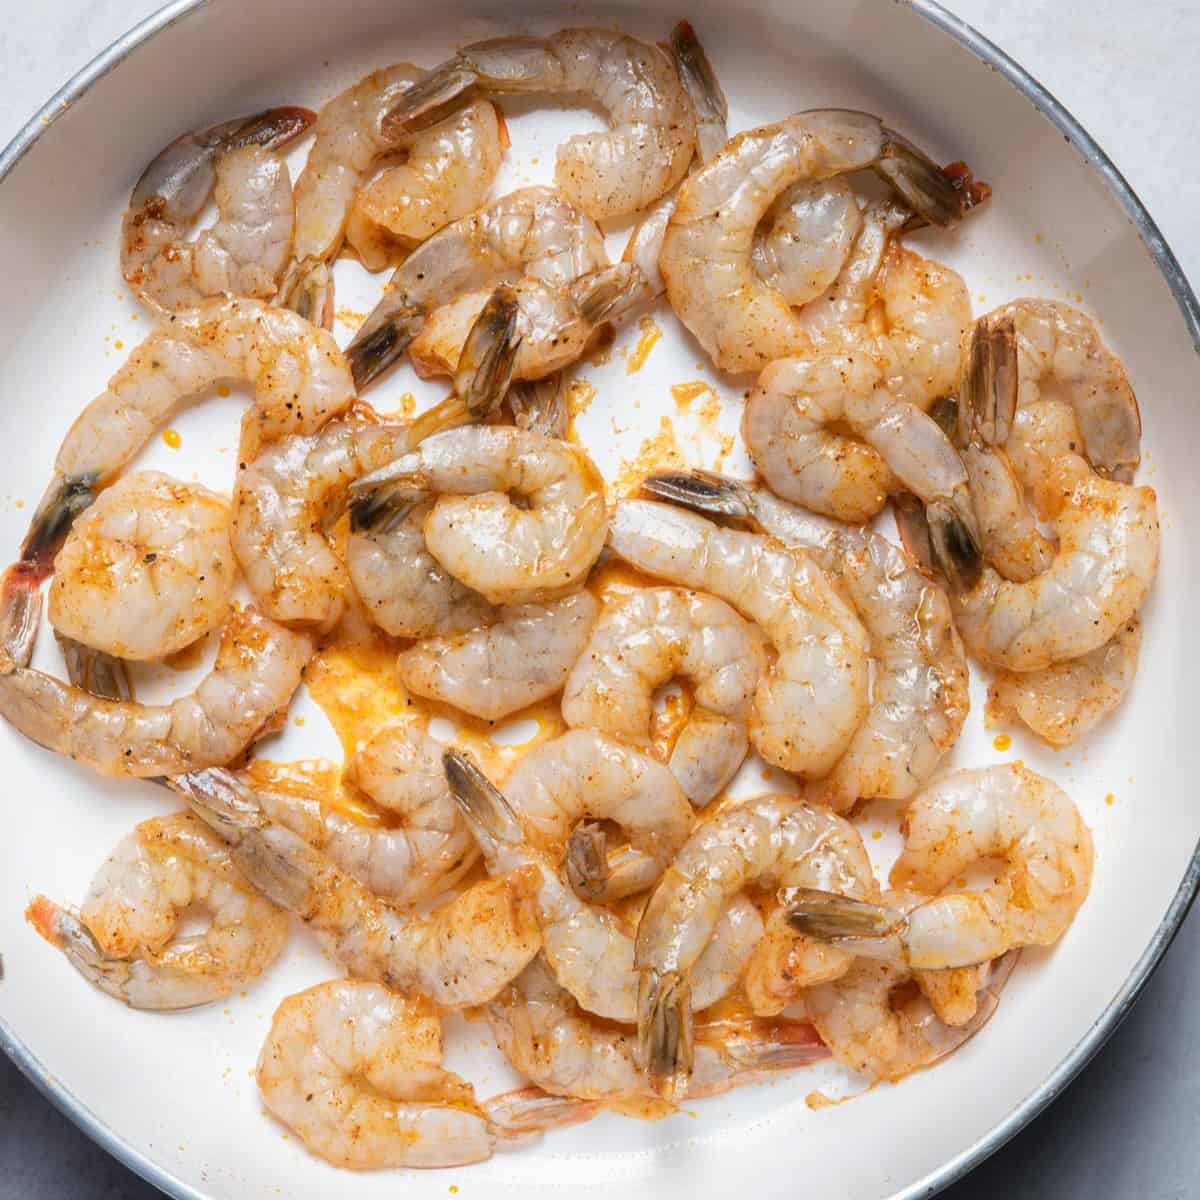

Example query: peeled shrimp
[397,592,598,721]
[634,794,875,1094]
[643,471,969,810]
[258,980,595,1169]
[445,748,763,1023]
[122,108,313,312]
[381,29,697,220]
[609,499,870,777]
[788,763,1093,969]
[660,110,976,373]
[0,606,311,776]
[350,426,607,605]
[48,471,234,661]
[802,951,1017,1082]
[562,589,765,806]
[488,957,827,1106]
[175,765,540,1007]
[27,813,287,1010]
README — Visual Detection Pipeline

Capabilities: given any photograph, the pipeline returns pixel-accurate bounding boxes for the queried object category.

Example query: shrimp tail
[785,888,906,940]
[380,64,481,139]
[874,128,981,228]
[56,633,134,701]
[509,373,568,439]
[25,896,134,1005]
[347,480,427,535]
[719,1020,830,1073]
[455,284,523,419]
[960,314,1019,447]
[570,262,654,326]
[278,257,335,330]
[563,821,609,900]
[346,302,426,389]
[925,491,983,592]
[442,748,526,853]
[22,472,102,571]
[668,20,728,141]
[640,469,756,520]
[483,1088,600,1145]
[638,968,694,1097]
[0,562,44,670]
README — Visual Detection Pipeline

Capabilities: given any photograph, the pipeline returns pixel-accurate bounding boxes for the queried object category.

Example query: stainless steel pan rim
[0,2,1196,1196]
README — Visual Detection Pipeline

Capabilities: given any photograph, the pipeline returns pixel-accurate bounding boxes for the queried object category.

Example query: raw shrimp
[444,748,763,1023]
[257,980,595,1169]
[987,617,1142,749]
[397,592,598,721]
[0,607,311,777]
[175,765,540,1007]
[381,29,697,220]
[282,64,504,318]
[561,589,765,806]
[660,110,977,372]
[488,957,827,1106]
[787,763,1093,969]
[254,726,479,905]
[801,951,1017,1082]
[608,499,870,776]
[349,426,608,605]
[508,373,569,440]
[48,471,235,660]
[642,471,969,810]
[27,813,287,1010]
[633,794,875,1094]
[344,186,607,387]
[122,108,314,312]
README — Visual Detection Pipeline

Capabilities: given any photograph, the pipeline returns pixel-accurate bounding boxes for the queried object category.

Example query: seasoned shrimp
[643,471,969,810]
[489,957,827,1106]
[350,426,607,605]
[562,589,765,806]
[445,748,763,1023]
[282,64,503,319]
[608,500,870,777]
[633,794,875,1094]
[987,617,1141,749]
[27,813,287,1010]
[801,951,1017,1082]
[660,110,977,372]
[0,607,311,777]
[122,108,314,312]
[397,592,598,721]
[48,471,234,661]
[344,186,607,387]
[381,29,697,220]
[258,980,595,1169]
[176,765,540,1007]
[787,763,1093,969]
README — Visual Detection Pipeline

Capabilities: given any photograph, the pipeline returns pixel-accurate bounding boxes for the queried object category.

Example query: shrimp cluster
[10,14,1156,1178]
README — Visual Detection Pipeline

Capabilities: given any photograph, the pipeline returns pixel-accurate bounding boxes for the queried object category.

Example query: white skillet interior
[0,1,1195,1197]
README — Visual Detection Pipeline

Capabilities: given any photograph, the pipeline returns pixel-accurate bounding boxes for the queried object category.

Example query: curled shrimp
[258,979,595,1169]
[381,29,697,221]
[787,763,1093,969]
[122,108,314,312]
[643,471,969,810]
[488,957,828,1107]
[397,592,598,721]
[445,748,762,1023]
[801,950,1017,1082]
[0,606,311,776]
[27,812,287,1010]
[281,64,504,319]
[633,794,876,1095]
[609,499,870,777]
[562,588,766,806]
[660,110,978,373]
[350,426,608,605]
[175,765,540,1007]
[48,471,235,661]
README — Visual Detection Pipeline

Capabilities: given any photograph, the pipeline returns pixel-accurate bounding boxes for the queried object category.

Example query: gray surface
[2,1,1199,1198]
[2,913,1195,1198]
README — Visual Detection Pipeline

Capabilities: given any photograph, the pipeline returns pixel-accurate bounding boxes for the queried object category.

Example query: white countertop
[0,3,1197,1197]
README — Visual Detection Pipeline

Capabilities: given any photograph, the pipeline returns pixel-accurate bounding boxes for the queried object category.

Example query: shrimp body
[634,793,875,1093]
[397,592,598,721]
[0,608,311,776]
[383,30,696,221]
[122,109,314,312]
[445,749,762,1023]
[28,813,287,1009]
[177,766,541,1007]
[48,471,235,661]
[608,500,870,777]
[352,427,608,605]
[562,589,765,806]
